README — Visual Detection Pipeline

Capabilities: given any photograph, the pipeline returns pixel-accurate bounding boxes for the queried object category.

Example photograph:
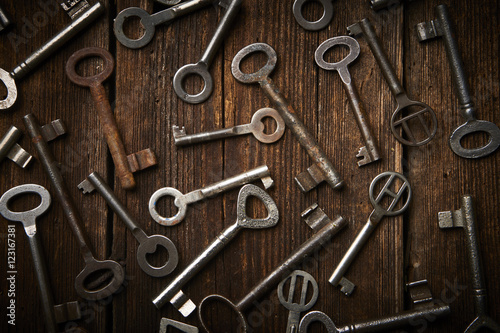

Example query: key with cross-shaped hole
[0,125,32,168]
[348,18,437,146]
[292,0,334,31]
[173,108,285,146]
[315,36,381,166]
[329,171,411,296]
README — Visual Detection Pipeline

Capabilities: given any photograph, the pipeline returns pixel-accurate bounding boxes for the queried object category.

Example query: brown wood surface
[0,0,498,332]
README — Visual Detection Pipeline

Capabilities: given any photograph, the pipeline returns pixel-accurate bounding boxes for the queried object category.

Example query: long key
[114,0,214,49]
[0,125,33,168]
[23,114,125,301]
[78,172,179,278]
[315,36,381,166]
[438,195,500,332]
[0,2,104,110]
[329,171,411,296]
[173,108,285,146]
[65,47,157,190]
[292,0,334,31]
[152,184,279,316]
[173,0,242,104]
[149,165,273,226]
[348,18,438,146]
[416,4,500,158]
[231,43,344,192]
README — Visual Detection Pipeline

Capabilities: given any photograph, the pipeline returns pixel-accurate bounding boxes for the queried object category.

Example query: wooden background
[0,0,499,332]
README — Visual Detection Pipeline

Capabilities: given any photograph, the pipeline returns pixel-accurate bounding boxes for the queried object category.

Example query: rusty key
[65,47,156,190]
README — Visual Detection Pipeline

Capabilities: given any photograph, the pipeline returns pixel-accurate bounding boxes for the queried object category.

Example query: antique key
[23,114,125,301]
[348,18,437,146]
[149,165,273,226]
[292,0,334,31]
[315,36,381,166]
[329,171,411,295]
[0,2,104,110]
[173,0,242,104]
[438,195,500,332]
[65,47,157,190]
[173,108,285,146]
[152,184,279,316]
[79,172,179,278]
[416,4,500,158]
[0,126,32,168]
[232,43,343,192]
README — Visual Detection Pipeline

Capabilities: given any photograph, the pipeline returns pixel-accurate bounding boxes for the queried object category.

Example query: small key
[0,126,33,168]
[160,318,199,333]
[0,2,104,110]
[65,47,157,190]
[114,0,214,49]
[0,5,12,32]
[152,184,279,316]
[149,165,274,226]
[315,36,381,166]
[329,171,411,295]
[173,0,242,104]
[348,18,437,146]
[278,270,319,333]
[438,195,500,332]
[232,43,344,192]
[79,172,179,278]
[416,4,500,158]
[173,108,285,146]
[292,0,334,31]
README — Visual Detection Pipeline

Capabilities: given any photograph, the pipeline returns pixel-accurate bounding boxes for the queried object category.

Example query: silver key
[173,108,285,146]
[0,126,32,168]
[149,165,273,226]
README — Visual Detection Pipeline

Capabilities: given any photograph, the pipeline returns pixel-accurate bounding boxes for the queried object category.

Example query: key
[152,184,279,316]
[278,270,319,333]
[438,195,500,332]
[198,209,347,333]
[23,114,125,301]
[0,5,12,32]
[292,0,334,31]
[149,164,274,226]
[0,125,33,168]
[173,107,285,146]
[65,47,157,190]
[0,2,104,110]
[370,0,402,11]
[231,43,344,192]
[348,18,437,146]
[416,4,500,158]
[114,0,214,49]
[160,318,199,333]
[173,0,242,104]
[329,171,411,296]
[315,36,381,166]
[78,172,179,278]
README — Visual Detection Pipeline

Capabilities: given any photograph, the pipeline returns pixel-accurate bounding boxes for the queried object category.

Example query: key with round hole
[78,172,179,278]
[173,0,242,104]
[0,2,104,110]
[348,18,437,146]
[416,4,500,158]
[292,0,334,31]
[278,270,319,333]
[173,108,285,146]
[329,171,411,296]
[152,184,279,316]
[232,43,343,192]
[315,36,381,166]
[23,113,125,301]
[149,165,273,226]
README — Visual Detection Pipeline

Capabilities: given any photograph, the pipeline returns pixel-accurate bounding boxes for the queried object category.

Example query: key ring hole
[181,73,206,96]
[231,43,277,83]
[153,195,177,220]
[239,51,270,75]
[460,131,491,149]
[323,44,350,64]
[121,15,146,41]
[300,0,326,23]
[83,268,117,292]
[199,295,247,333]
[261,116,278,135]
[0,78,7,99]
[369,172,411,217]
[75,56,105,78]
[244,195,269,219]
[66,47,114,87]
[391,103,437,146]
[145,244,170,268]
[5,192,42,213]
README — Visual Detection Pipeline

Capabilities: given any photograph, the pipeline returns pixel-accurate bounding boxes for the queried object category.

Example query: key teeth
[172,125,187,139]
[41,119,67,142]
[127,148,157,173]
[415,20,443,42]
[347,22,363,37]
[78,179,95,194]
[339,277,356,296]
[356,146,371,167]
[301,203,332,232]
[438,209,463,228]
[260,176,274,189]
[406,279,434,309]
[54,301,81,323]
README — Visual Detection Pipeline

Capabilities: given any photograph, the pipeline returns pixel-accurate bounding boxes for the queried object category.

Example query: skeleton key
[0,2,104,110]
[114,0,215,49]
[278,270,319,333]
[315,36,381,166]
[173,108,285,146]
[292,0,334,31]
[438,195,500,332]
[416,4,500,158]
[152,184,279,316]
[0,125,33,168]
[149,165,273,226]
[23,114,125,301]
[0,5,12,32]
[173,0,242,104]
[79,172,179,278]
[65,47,157,190]
[329,171,411,296]
[232,43,344,192]
[348,18,438,146]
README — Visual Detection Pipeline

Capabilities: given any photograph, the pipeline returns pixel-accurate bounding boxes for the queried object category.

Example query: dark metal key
[292,0,334,31]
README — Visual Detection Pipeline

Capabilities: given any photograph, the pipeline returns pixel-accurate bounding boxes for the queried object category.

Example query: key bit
[407,279,434,309]
[301,203,334,232]
[54,301,81,323]
[356,146,378,167]
[295,163,336,193]
[126,148,157,173]
[338,277,355,296]
[159,318,199,333]
[60,0,91,20]
[172,125,187,139]
[0,126,33,168]
[415,20,443,41]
